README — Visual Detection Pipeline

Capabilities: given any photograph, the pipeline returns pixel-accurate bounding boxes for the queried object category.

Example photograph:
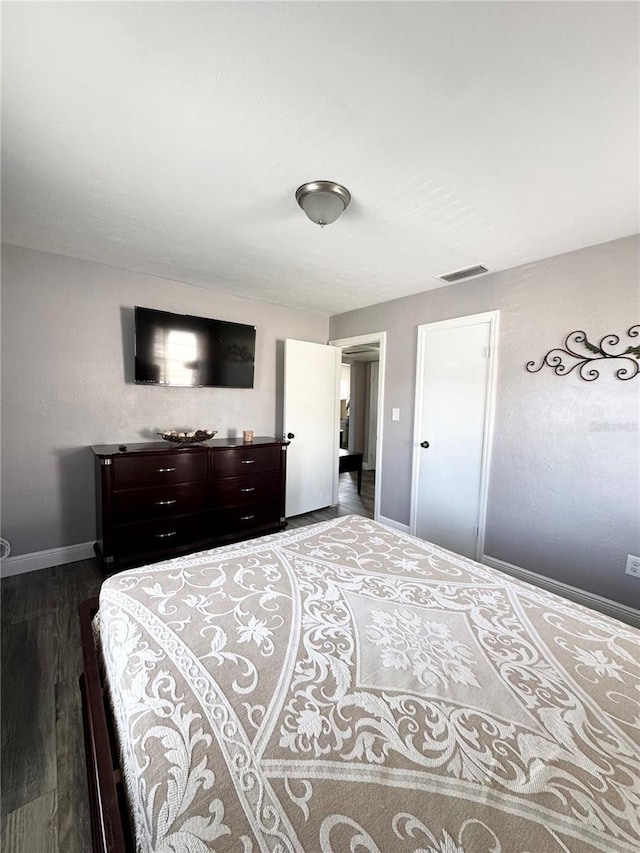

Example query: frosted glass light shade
[300,191,344,226]
[295,181,351,227]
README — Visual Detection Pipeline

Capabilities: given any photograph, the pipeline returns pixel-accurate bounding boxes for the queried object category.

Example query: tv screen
[134,306,255,388]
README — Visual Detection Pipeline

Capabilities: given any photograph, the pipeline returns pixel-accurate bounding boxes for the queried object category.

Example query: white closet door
[411,313,498,559]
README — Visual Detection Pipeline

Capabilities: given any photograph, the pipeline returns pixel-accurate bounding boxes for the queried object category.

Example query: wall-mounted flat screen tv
[134,306,256,388]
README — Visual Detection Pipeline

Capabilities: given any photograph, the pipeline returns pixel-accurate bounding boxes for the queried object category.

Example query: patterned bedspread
[98,515,640,853]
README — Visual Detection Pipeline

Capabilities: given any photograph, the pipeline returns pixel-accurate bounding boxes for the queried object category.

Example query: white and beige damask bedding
[98,515,640,853]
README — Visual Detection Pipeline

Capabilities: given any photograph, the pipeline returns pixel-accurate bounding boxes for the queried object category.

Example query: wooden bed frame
[79,598,133,853]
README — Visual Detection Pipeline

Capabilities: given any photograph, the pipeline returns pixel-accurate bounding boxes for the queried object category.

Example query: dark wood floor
[1,559,103,852]
[0,470,374,852]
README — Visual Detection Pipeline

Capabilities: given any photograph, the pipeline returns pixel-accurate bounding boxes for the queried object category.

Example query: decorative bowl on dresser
[157,428,217,446]
[92,436,288,574]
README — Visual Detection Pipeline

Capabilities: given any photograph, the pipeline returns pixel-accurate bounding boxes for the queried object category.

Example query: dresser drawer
[212,446,281,477]
[214,501,281,535]
[113,482,207,523]
[113,451,206,489]
[115,513,210,560]
[211,472,280,508]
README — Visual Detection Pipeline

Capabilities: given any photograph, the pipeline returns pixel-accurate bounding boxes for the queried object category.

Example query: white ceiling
[2,1,638,316]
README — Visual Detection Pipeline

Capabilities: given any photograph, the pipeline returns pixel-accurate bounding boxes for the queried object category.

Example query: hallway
[286,468,375,530]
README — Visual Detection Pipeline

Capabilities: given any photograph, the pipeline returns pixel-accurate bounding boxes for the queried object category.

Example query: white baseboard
[377,515,411,533]
[483,554,640,629]
[0,541,96,578]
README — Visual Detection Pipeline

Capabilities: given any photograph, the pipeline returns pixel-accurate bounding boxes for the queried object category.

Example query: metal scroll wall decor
[526,326,640,381]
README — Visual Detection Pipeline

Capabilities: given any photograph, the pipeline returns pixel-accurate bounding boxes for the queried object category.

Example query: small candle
[243,430,254,443]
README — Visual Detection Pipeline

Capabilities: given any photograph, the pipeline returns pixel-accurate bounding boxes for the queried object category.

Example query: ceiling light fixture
[295,181,351,227]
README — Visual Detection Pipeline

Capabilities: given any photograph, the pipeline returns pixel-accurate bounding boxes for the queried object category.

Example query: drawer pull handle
[157,467,176,473]
[240,487,255,493]
[155,499,177,505]
[240,514,255,521]
[155,531,177,538]
[241,460,255,465]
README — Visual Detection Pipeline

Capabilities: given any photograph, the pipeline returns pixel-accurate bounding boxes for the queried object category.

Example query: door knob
[287,432,295,440]
[420,440,430,448]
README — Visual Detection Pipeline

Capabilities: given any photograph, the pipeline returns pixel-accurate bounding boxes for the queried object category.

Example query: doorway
[329,332,386,521]
[410,312,499,560]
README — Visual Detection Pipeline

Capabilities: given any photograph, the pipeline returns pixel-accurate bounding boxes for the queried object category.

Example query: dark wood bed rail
[79,598,133,853]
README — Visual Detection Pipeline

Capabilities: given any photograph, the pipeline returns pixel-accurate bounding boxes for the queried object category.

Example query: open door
[284,339,340,517]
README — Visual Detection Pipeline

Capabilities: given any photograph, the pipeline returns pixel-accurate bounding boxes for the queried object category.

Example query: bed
[79,514,640,853]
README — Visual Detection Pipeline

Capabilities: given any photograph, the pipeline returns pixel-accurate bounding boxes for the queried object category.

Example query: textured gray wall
[330,235,640,607]
[1,245,328,556]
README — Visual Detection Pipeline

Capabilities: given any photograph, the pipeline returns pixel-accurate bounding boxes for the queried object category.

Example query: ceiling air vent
[437,265,489,284]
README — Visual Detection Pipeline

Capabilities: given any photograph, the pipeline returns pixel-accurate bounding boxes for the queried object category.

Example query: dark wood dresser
[92,437,288,573]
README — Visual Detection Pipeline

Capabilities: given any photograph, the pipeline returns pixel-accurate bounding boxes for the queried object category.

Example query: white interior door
[284,339,340,517]
[411,312,498,559]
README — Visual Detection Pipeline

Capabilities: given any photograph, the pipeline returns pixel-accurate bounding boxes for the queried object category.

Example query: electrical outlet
[625,555,640,578]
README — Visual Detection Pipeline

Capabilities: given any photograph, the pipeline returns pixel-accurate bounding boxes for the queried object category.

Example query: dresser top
[91,436,286,457]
